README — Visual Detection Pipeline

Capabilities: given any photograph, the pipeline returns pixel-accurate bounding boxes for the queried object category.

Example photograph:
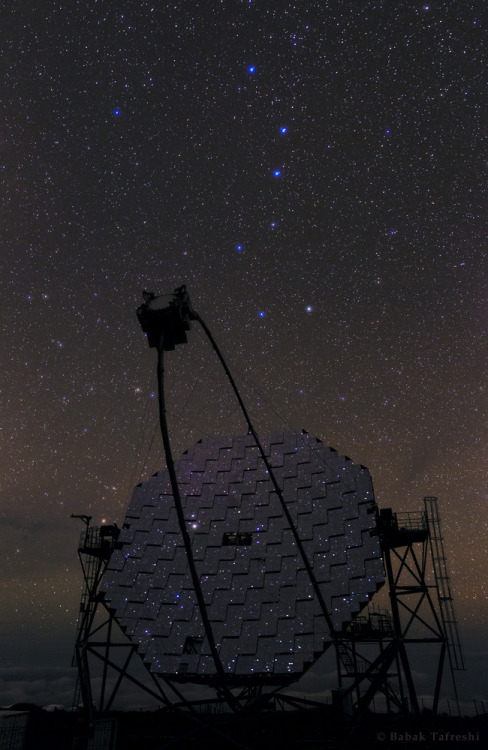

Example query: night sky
[1,1,486,710]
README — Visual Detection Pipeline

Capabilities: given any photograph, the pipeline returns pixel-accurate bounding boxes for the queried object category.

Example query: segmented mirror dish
[102,431,384,684]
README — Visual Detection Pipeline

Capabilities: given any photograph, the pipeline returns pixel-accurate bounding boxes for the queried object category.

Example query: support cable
[191,310,337,638]
[155,338,237,708]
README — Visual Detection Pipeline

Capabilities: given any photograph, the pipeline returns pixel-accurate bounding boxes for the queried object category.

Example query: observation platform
[78,525,120,560]
[345,607,394,639]
[378,508,429,549]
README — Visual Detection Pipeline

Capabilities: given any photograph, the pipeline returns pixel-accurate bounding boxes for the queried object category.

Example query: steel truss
[71,521,174,720]
[334,499,463,729]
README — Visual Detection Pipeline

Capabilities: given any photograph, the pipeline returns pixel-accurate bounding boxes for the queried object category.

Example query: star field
[1,1,487,708]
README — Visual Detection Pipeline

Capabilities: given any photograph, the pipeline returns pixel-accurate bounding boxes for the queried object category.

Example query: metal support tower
[71,519,172,722]
[335,606,404,713]
[336,502,464,727]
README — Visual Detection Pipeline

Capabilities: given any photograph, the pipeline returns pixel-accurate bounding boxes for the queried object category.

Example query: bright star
[273,170,281,177]
[280,126,287,134]
[114,109,120,116]
[259,311,265,318]
[236,244,243,251]
[306,306,312,313]
[248,66,255,74]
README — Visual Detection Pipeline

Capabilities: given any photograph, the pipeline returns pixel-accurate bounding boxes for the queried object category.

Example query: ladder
[71,527,109,711]
[424,496,465,671]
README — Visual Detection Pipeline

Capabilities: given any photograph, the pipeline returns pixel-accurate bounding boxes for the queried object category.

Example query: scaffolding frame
[71,521,173,722]
[334,498,464,728]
